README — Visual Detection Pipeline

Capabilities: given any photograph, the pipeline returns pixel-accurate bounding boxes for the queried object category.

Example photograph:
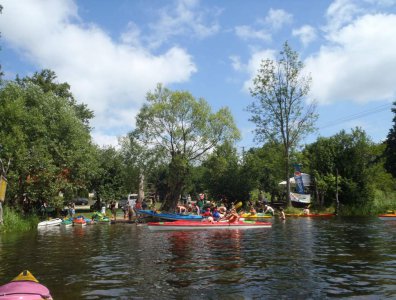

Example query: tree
[304,128,383,211]
[0,5,3,80]
[248,42,317,206]
[133,84,240,211]
[0,78,97,212]
[243,142,285,202]
[384,101,396,177]
[201,141,250,203]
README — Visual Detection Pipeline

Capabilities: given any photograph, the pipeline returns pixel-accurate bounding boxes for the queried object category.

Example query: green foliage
[132,84,240,210]
[248,42,317,206]
[0,73,97,210]
[384,101,396,177]
[243,142,285,200]
[201,142,250,203]
[89,146,128,203]
[304,128,389,209]
[0,206,39,233]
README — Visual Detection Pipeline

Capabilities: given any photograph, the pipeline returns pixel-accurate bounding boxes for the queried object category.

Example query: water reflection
[0,218,395,299]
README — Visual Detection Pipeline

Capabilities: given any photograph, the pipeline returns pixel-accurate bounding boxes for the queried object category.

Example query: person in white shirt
[263,205,275,216]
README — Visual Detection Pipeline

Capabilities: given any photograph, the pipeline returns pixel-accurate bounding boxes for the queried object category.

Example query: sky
[1,0,396,150]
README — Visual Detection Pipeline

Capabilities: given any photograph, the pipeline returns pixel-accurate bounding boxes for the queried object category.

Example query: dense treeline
[1,61,395,220]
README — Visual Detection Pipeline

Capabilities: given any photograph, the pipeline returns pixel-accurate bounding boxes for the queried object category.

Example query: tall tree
[133,84,240,210]
[16,70,94,128]
[384,101,396,177]
[0,80,97,211]
[248,42,317,206]
[0,5,3,80]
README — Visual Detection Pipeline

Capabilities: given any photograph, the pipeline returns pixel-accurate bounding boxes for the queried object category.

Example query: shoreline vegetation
[1,195,394,233]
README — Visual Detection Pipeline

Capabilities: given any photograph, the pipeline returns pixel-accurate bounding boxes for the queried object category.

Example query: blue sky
[1,0,396,149]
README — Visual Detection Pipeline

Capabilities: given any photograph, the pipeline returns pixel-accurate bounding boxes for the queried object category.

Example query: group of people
[109,198,149,221]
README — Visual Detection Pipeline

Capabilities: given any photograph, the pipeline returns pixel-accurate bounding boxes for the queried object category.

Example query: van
[127,193,138,207]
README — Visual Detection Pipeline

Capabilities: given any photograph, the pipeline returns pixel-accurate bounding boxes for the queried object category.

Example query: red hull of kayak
[147,220,272,230]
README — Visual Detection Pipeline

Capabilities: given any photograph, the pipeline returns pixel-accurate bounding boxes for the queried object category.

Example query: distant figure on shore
[279,208,286,220]
[110,201,117,220]
[302,207,310,215]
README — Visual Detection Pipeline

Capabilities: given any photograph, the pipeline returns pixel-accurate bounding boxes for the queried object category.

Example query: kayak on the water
[147,219,272,230]
[240,212,272,219]
[37,218,62,228]
[138,210,203,221]
[0,270,53,300]
[378,213,396,220]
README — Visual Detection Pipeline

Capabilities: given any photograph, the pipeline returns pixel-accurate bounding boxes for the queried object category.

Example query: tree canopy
[132,84,240,210]
[248,41,317,206]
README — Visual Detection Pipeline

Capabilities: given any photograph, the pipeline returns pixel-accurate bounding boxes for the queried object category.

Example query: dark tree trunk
[161,152,189,212]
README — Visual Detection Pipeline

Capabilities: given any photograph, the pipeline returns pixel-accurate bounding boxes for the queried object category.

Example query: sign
[0,175,7,202]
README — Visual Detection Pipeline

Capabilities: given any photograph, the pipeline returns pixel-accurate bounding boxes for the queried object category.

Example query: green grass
[0,207,39,233]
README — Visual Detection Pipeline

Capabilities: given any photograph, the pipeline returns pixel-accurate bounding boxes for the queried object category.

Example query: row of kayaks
[147,220,272,230]
[138,209,336,221]
[0,270,52,300]
[37,213,111,228]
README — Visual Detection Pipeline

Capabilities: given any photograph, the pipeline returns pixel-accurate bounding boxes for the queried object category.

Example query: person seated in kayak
[249,206,257,216]
[202,207,212,217]
[302,207,310,215]
[226,208,239,223]
[177,204,187,214]
[212,208,221,221]
[263,205,275,216]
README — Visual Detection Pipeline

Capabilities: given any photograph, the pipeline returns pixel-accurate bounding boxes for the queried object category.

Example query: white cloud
[325,0,362,34]
[0,0,197,147]
[292,25,317,46]
[264,8,293,29]
[234,25,271,42]
[232,50,276,92]
[306,13,396,104]
[147,0,220,49]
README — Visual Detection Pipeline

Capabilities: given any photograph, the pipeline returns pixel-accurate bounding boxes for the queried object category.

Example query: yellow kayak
[241,213,272,219]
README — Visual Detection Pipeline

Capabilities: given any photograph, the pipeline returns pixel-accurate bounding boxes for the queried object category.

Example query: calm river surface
[0,217,395,299]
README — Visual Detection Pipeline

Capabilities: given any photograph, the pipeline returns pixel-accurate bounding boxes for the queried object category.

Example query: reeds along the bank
[0,207,39,233]
[338,189,396,216]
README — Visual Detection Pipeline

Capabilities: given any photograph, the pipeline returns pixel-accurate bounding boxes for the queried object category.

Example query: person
[212,208,221,221]
[249,206,257,216]
[226,208,239,223]
[142,199,148,210]
[123,202,129,219]
[110,201,117,220]
[69,202,76,218]
[302,207,310,215]
[279,207,286,220]
[134,200,142,221]
[177,204,187,214]
[202,207,212,217]
[263,204,275,216]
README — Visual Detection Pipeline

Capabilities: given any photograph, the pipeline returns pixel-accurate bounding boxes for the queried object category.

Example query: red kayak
[147,220,272,230]
[0,270,52,300]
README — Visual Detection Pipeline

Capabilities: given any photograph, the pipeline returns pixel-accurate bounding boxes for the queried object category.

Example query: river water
[0,217,395,299]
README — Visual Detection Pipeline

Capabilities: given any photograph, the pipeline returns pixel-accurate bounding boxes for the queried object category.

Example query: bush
[0,206,39,233]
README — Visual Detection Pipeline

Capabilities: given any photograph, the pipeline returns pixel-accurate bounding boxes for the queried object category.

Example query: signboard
[0,175,7,202]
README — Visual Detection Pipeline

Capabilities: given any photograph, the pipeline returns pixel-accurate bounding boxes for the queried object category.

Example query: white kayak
[37,218,62,228]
